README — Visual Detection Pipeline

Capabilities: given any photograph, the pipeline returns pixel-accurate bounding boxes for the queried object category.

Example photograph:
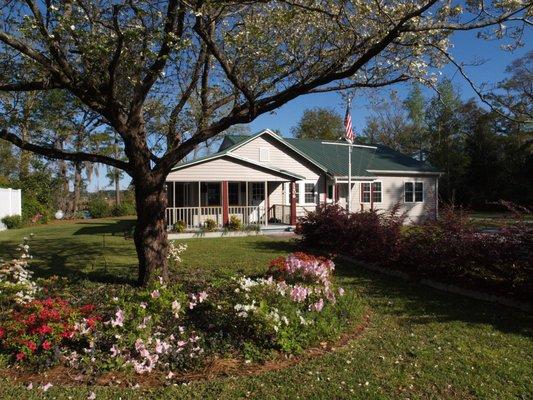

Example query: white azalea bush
[0,236,39,306]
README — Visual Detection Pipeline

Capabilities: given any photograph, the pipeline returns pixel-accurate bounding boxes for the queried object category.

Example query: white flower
[150,290,160,299]
[70,25,75,30]
[171,300,181,318]
[88,392,96,400]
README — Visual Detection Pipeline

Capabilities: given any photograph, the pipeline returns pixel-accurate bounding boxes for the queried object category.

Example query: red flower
[15,352,25,361]
[26,341,37,352]
[25,314,37,325]
[42,340,52,351]
[86,317,99,329]
[36,324,53,335]
[0,327,5,339]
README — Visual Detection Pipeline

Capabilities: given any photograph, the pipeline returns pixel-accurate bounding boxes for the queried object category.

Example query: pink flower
[139,302,147,309]
[310,298,324,312]
[110,344,120,357]
[290,285,309,303]
[150,290,160,299]
[198,291,208,302]
[110,309,124,327]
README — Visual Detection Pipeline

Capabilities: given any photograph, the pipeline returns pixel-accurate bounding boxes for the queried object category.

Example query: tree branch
[0,129,131,172]
[130,0,183,114]
[0,80,61,91]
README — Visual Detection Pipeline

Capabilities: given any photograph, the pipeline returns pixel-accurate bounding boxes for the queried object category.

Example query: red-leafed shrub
[397,208,533,300]
[295,204,405,262]
[0,297,100,362]
[296,204,532,301]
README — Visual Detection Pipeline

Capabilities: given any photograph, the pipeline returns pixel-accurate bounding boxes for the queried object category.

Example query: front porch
[165,181,307,230]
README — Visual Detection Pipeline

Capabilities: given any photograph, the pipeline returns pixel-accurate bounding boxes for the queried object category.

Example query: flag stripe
[344,102,355,143]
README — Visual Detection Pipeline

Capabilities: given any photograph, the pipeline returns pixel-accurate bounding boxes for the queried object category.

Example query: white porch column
[197,181,201,227]
[264,180,268,226]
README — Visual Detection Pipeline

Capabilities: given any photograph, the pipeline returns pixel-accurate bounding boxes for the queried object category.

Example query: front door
[250,182,265,223]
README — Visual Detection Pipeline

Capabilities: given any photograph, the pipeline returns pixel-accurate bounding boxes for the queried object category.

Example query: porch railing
[228,205,265,225]
[166,206,223,229]
[269,204,317,225]
[166,204,317,229]
[166,205,265,229]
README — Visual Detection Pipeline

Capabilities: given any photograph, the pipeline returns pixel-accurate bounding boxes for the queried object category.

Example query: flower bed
[0,242,363,383]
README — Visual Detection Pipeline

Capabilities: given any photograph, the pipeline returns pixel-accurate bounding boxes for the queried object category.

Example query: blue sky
[93,27,532,192]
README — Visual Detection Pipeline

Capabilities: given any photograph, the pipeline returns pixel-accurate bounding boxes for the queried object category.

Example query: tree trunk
[72,162,82,214]
[134,181,168,286]
[115,169,121,206]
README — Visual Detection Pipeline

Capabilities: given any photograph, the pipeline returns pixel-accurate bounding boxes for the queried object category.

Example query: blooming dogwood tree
[0,1,530,285]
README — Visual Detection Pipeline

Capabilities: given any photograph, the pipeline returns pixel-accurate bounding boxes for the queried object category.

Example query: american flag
[344,100,354,143]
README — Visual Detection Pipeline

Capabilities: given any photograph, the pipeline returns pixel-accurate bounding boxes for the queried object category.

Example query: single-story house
[165,129,441,229]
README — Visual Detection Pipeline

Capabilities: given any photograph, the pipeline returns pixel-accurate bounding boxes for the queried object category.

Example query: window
[202,183,220,206]
[251,182,265,203]
[405,182,423,202]
[304,183,316,203]
[259,147,270,162]
[372,182,382,203]
[228,182,239,205]
[361,182,381,203]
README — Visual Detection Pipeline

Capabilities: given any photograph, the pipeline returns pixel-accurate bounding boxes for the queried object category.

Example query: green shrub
[227,215,242,231]
[88,197,111,219]
[22,196,49,224]
[111,201,136,217]
[173,220,186,233]
[203,218,217,231]
[1,215,23,229]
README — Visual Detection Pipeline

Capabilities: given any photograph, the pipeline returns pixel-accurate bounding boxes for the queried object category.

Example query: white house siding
[232,135,323,179]
[167,156,291,182]
[337,174,438,223]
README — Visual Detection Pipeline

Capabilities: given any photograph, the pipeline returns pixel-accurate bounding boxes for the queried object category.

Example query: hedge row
[295,205,532,302]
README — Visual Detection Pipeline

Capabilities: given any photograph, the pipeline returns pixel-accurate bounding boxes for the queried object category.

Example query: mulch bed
[1,311,371,389]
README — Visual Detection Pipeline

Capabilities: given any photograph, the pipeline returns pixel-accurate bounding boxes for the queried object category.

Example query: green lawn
[1,220,532,399]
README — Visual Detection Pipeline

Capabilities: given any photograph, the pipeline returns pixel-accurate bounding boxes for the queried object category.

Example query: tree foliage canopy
[0,0,530,180]
[292,107,345,140]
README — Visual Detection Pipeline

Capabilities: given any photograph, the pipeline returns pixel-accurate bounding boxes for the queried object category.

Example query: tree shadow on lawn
[0,227,137,286]
[334,260,532,338]
[247,237,301,254]
[72,218,136,236]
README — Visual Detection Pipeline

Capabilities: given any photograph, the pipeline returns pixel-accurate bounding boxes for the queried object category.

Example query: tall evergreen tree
[426,80,468,202]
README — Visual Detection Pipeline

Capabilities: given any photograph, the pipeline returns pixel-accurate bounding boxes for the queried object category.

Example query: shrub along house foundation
[166,129,442,230]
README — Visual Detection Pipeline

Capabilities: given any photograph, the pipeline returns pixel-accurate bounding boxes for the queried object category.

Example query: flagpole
[348,143,352,213]
[322,97,376,214]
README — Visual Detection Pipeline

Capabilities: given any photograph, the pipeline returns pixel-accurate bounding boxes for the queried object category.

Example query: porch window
[228,182,240,205]
[361,182,381,203]
[251,182,265,203]
[405,182,423,202]
[202,183,220,206]
[304,183,316,204]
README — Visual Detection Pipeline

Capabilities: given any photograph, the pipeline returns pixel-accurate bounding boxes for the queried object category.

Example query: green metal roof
[222,133,440,176]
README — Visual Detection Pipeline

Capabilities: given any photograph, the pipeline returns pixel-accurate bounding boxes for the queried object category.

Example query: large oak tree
[0,0,530,286]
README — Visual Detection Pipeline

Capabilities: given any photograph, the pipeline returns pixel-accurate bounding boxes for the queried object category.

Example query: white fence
[0,188,22,231]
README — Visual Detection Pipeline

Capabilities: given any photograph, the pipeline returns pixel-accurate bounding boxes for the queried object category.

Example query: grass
[1,220,532,399]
